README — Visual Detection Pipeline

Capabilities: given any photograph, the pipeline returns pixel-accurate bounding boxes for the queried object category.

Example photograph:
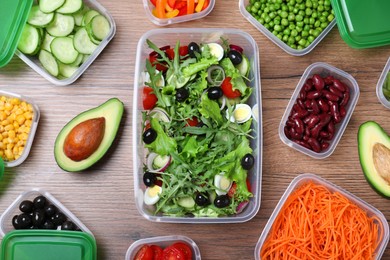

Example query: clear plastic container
[15,0,116,86]
[238,0,336,56]
[0,90,40,167]
[132,28,263,223]
[376,57,390,109]
[254,173,389,260]
[279,62,359,159]
[0,188,94,238]
[125,235,201,260]
[142,0,215,26]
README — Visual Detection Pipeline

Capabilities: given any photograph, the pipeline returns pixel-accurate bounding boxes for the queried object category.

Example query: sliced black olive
[176,88,189,102]
[143,172,157,187]
[61,221,76,231]
[33,196,47,209]
[241,154,255,170]
[142,128,157,144]
[188,42,200,58]
[214,195,230,208]
[227,50,243,65]
[42,220,56,230]
[44,204,57,217]
[52,212,67,226]
[17,213,32,229]
[19,200,34,213]
[195,193,209,206]
[32,209,46,227]
[207,87,223,100]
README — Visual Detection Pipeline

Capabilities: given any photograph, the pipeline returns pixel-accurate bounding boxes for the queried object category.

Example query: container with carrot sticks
[255,174,389,260]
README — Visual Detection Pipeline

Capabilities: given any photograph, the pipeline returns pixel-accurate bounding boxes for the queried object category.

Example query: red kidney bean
[297,98,305,109]
[332,79,346,93]
[317,98,329,113]
[294,140,311,150]
[329,85,343,98]
[318,113,331,126]
[286,118,295,128]
[320,131,329,139]
[307,137,321,152]
[304,99,311,109]
[300,89,307,100]
[327,121,335,135]
[329,101,341,123]
[310,100,320,114]
[340,92,350,107]
[324,75,334,85]
[303,83,312,92]
[312,74,325,90]
[284,126,291,138]
[322,90,339,102]
[321,141,330,150]
[293,118,304,134]
[307,90,321,99]
[289,127,302,140]
[303,134,309,141]
[310,123,322,139]
[306,78,313,86]
[339,105,346,118]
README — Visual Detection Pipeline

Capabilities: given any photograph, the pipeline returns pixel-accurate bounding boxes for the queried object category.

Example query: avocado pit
[373,143,390,185]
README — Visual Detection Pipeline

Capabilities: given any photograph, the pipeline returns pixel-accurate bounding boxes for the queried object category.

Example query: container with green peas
[239,0,336,56]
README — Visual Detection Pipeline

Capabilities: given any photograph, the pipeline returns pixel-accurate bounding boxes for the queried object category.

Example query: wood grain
[1,0,390,259]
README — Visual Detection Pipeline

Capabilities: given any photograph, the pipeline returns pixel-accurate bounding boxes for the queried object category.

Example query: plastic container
[125,235,201,260]
[1,230,96,260]
[279,62,359,159]
[376,57,390,109]
[132,28,262,223]
[254,173,389,260]
[331,0,390,49]
[0,188,94,237]
[0,90,40,167]
[142,0,215,26]
[239,0,336,56]
[2,0,116,86]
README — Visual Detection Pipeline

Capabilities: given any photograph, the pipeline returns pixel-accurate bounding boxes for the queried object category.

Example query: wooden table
[1,1,390,259]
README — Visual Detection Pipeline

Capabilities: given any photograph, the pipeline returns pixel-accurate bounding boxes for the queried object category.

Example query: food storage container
[331,0,390,49]
[142,0,215,26]
[0,188,93,237]
[376,57,390,109]
[254,173,389,260]
[0,0,116,86]
[239,0,336,56]
[132,28,262,223]
[0,90,40,167]
[125,235,201,260]
[1,230,96,260]
[279,62,359,159]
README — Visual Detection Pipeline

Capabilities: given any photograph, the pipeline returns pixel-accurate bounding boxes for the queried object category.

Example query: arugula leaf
[145,117,177,155]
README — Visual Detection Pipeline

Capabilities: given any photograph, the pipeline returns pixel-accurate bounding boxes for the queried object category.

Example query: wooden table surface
[1,1,390,259]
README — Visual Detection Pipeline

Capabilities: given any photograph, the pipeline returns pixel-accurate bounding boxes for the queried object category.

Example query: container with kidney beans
[279,62,360,159]
[0,189,94,238]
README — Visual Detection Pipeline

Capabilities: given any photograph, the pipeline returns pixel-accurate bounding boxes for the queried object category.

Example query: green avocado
[54,98,124,172]
[358,121,390,197]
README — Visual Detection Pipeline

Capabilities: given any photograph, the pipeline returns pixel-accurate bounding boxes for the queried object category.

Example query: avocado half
[358,121,390,197]
[54,98,124,172]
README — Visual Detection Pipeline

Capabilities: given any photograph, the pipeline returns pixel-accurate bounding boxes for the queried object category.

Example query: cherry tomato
[221,77,241,98]
[162,246,185,260]
[185,117,199,127]
[135,245,154,260]
[227,182,237,198]
[149,55,168,72]
[143,87,158,110]
[151,245,163,260]
[171,242,192,260]
[246,178,252,193]
[165,46,189,60]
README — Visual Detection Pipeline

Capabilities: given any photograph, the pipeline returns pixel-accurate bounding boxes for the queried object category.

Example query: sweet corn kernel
[8,130,15,139]
[16,115,25,125]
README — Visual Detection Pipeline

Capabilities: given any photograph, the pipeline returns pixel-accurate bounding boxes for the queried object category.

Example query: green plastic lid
[331,0,390,48]
[1,230,97,260]
[0,0,33,67]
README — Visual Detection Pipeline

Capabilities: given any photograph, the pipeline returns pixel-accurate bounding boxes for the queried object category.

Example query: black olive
[61,221,76,231]
[17,213,32,229]
[188,42,200,58]
[52,212,67,226]
[19,200,34,213]
[227,50,243,65]
[143,172,157,187]
[12,215,22,229]
[214,195,230,208]
[241,153,255,170]
[176,88,189,102]
[142,128,157,144]
[42,220,56,230]
[195,193,209,206]
[32,209,46,227]
[44,204,57,217]
[33,196,47,209]
[207,87,223,100]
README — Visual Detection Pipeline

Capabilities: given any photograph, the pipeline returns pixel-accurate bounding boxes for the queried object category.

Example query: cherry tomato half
[143,87,158,110]
[165,46,189,60]
[171,242,192,260]
[221,77,241,98]
[151,245,163,260]
[185,117,199,127]
[135,245,154,260]
[162,245,185,260]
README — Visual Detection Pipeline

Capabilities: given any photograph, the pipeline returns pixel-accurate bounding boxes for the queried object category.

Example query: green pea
[269,12,276,19]
[297,45,303,50]
[281,18,289,26]
[258,18,265,24]
[317,5,324,12]
[306,0,313,8]
[283,28,291,35]
[301,30,309,37]
[312,29,321,37]
[314,20,321,27]
[254,2,261,9]
[265,16,271,23]
[312,12,318,18]
[321,22,328,29]
[319,16,327,23]
[291,29,298,37]
[288,37,295,44]
[274,24,283,31]
[283,35,289,42]
[303,17,309,24]
[281,11,288,18]
[298,38,307,46]
[304,24,310,31]
[328,14,334,22]
[269,21,275,28]
[305,8,312,16]
[308,35,315,43]
[289,24,296,30]
[309,17,315,24]
[246,6,252,13]
[288,13,295,21]
[295,35,301,42]
[296,21,304,27]
[277,34,283,40]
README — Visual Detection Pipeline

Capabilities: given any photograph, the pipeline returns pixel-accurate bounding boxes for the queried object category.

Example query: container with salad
[376,57,390,110]
[133,28,262,223]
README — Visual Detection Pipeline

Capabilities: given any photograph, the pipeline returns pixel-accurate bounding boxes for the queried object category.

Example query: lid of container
[331,0,390,49]
[0,0,33,67]
[1,230,97,260]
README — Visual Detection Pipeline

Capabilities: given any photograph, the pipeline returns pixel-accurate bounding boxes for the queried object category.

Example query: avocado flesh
[358,121,390,197]
[54,98,124,172]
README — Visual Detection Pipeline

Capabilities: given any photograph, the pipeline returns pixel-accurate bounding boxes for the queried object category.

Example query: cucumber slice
[81,10,99,26]
[18,24,41,55]
[27,5,54,27]
[87,15,110,41]
[39,0,66,13]
[41,33,55,52]
[58,62,78,78]
[236,54,250,77]
[153,154,170,169]
[39,50,59,77]
[50,37,79,64]
[73,27,98,55]
[177,197,195,208]
[46,13,74,37]
[56,0,83,14]
[69,53,83,66]
[73,5,89,26]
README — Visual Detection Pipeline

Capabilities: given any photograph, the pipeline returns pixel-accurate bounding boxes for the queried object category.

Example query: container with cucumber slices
[0,0,116,86]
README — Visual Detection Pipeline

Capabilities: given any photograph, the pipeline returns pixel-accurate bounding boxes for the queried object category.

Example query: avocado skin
[358,121,390,198]
[54,98,124,172]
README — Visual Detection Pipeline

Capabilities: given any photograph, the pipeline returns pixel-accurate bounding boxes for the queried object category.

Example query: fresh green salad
[140,39,258,217]
[382,72,390,101]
